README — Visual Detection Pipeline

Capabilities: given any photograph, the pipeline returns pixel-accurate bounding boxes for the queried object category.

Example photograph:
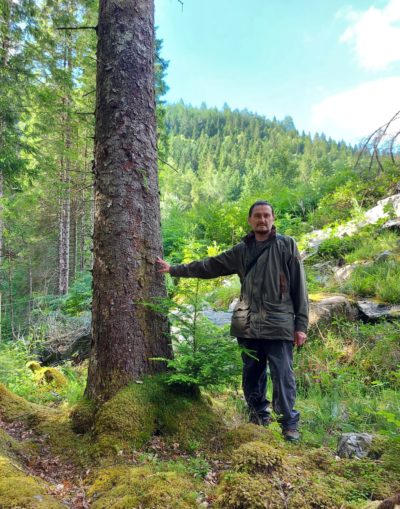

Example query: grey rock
[382,217,400,229]
[337,433,374,459]
[309,295,359,326]
[303,193,400,255]
[357,300,400,321]
[375,250,392,262]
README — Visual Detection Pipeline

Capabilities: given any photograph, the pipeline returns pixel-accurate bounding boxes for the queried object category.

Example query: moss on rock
[216,472,283,509]
[302,447,337,472]
[88,465,199,508]
[0,383,40,423]
[221,423,281,456]
[232,441,283,474]
[41,368,67,387]
[0,455,63,508]
[26,361,42,373]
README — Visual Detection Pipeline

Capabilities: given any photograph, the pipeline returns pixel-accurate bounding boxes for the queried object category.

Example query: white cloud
[310,77,400,143]
[339,0,400,70]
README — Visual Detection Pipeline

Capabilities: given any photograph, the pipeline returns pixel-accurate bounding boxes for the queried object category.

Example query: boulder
[382,217,400,230]
[333,261,372,283]
[337,432,374,459]
[375,250,393,262]
[303,193,400,254]
[309,295,359,326]
[357,300,400,321]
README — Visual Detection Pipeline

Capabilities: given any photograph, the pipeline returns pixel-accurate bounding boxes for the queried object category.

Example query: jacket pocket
[230,301,251,336]
[259,312,295,340]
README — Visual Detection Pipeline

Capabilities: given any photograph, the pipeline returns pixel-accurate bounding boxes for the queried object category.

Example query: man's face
[247,205,275,234]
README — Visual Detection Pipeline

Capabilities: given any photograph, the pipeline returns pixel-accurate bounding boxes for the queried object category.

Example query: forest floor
[0,413,89,508]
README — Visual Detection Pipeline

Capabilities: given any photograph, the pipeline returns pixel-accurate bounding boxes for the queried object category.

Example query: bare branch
[354,109,400,172]
[57,26,97,31]
[158,157,179,173]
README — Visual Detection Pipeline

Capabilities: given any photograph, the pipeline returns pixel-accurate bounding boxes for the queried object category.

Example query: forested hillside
[160,103,398,261]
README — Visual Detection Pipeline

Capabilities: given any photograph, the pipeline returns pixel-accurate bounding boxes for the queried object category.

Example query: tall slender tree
[85,0,170,402]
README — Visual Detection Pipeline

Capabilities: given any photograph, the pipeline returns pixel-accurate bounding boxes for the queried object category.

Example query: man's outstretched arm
[156,244,243,279]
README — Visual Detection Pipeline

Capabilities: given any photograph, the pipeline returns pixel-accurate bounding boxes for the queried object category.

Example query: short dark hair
[248,200,275,217]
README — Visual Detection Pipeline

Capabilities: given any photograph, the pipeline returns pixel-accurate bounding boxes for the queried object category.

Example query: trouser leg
[266,340,299,430]
[237,338,271,421]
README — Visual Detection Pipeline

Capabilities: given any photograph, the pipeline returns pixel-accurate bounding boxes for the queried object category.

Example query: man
[156,200,308,441]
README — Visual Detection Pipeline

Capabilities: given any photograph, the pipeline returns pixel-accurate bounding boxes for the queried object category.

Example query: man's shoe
[283,429,300,442]
[249,414,272,427]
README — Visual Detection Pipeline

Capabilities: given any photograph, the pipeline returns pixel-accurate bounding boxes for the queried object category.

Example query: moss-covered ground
[0,371,399,508]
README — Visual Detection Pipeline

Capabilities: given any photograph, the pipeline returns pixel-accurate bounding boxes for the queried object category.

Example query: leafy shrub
[317,236,357,259]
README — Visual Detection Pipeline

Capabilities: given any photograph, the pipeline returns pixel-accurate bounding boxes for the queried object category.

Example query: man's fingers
[294,331,307,348]
[156,256,170,273]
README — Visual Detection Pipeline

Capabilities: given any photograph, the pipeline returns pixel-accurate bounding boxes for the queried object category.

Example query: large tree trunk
[86,0,170,402]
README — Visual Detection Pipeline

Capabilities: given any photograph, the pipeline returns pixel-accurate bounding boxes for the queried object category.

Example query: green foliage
[317,236,358,259]
[153,303,241,391]
[342,259,400,303]
[295,319,400,445]
[160,316,242,390]
[205,277,241,310]
[0,338,86,405]
[344,230,399,264]
[61,272,92,316]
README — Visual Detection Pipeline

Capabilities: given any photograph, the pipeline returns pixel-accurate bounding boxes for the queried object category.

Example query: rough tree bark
[85,0,170,402]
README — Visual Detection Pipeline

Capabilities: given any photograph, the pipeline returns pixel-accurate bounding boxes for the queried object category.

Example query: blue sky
[155,0,400,143]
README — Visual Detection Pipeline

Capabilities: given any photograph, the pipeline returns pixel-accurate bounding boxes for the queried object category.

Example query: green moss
[335,457,400,500]
[302,447,336,472]
[93,377,221,454]
[70,397,96,434]
[41,368,67,387]
[37,410,94,468]
[232,441,283,474]
[26,361,42,372]
[25,362,68,387]
[0,383,40,423]
[0,428,36,460]
[220,423,281,456]
[216,472,282,509]
[287,482,347,509]
[0,455,63,508]
[94,383,156,452]
[379,438,400,474]
[88,465,199,508]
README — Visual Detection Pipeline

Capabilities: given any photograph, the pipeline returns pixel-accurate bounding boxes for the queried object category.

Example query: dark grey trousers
[237,338,299,430]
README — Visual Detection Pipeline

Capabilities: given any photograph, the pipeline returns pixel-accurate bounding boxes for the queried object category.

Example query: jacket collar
[242,225,277,245]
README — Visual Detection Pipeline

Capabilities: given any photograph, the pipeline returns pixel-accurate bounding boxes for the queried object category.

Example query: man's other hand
[294,331,307,347]
[156,256,171,273]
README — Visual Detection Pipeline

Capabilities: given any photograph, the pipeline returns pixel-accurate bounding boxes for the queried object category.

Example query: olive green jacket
[169,230,309,341]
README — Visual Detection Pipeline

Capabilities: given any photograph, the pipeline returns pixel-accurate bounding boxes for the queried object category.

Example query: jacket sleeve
[287,238,309,333]
[170,243,243,279]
